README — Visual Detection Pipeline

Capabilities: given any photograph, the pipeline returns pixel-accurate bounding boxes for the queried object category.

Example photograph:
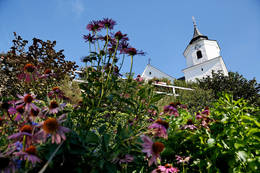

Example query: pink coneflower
[87,20,103,32]
[8,104,25,121]
[14,145,41,164]
[135,75,144,82]
[141,135,165,166]
[162,105,179,117]
[100,18,116,30]
[48,100,60,114]
[113,154,134,164]
[152,164,179,173]
[149,119,169,139]
[125,47,145,56]
[18,63,39,82]
[181,119,197,130]
[119,40,130,54]
[37,115,70,144]
[175,155,190,164]
[201,106,210,116]
[16,94,38,112]
[83,33,95,43]
[115,31,128,41]
[8,125,35,147]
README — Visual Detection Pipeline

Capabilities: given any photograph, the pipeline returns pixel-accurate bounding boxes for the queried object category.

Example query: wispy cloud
[71,0,84,17]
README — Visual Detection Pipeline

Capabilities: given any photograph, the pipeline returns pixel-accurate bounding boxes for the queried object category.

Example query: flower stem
[22,135,26,151]
[128,55,134,80]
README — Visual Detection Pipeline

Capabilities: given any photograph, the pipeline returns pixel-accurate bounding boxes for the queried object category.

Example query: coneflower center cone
[43,118,59,134]
[156,119,169,129]
[152,142,165,154]
[25,145,36,155]
[24,94,33,103]
[20,125,33,133]
[49,101,59,109]
[24,64,35,73]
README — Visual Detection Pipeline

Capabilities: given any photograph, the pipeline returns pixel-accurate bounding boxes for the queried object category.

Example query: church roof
[141,64,175,81]
[189,17,208,44]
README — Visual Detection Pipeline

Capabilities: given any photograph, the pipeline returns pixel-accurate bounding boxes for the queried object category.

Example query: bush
[198,71,260,106]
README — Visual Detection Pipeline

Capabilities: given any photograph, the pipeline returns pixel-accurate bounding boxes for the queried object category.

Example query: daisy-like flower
[8,104,24,121]
[125,47,145,56]
[44,100,66,115]
[113,154,134,164]
[135,75,144,82]
[18,63,39,82]
[87,20,103,32]
[181,119,197,130]
[175,155,190,164]
[162,105,179,117]
[114,31,128,41]
[37,114,70,144]
[48,87,65,99]
[149,119,169,139]
[16,94,38,112]
[141,135,165,166]
[100,18,116,30]
[8,125,33,146]
[119,40,130,54]
[83,33,95,43]
[201,106,210,116]
[152,164,179,173]
[14,145,41,165]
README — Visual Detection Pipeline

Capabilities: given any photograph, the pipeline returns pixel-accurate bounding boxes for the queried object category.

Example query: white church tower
[182,17,228,82]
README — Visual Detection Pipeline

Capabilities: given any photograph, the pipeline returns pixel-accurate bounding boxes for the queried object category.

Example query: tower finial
[192,16,197,27]
[148,58,151,65]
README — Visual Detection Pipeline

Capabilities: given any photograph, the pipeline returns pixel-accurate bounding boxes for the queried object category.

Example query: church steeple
[189,16,208,44]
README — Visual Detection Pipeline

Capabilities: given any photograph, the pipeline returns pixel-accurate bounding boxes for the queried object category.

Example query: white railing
[152,82,193,96]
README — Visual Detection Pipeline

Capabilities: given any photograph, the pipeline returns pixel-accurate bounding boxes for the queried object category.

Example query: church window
[149,72,152,75]
[201,68,203,71]
[196,50,202,59]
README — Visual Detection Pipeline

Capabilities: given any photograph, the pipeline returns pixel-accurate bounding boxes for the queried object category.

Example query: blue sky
[0,0,259,81]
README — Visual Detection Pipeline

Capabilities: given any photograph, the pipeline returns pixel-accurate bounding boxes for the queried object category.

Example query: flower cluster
[0,91,71,170]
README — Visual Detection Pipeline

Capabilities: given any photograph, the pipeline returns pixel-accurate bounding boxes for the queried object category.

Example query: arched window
[149,72,152,75]
[196,50,202,59]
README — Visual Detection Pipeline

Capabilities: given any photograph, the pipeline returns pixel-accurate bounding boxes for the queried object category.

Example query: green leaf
[85,131,99,145]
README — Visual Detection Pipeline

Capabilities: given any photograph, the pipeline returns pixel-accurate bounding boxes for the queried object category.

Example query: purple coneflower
[8,104,25,121]
[14,145,41,165]
[176,155,190,164]
[113,154,134,164]
[162,105,179,117]
[8,125,35,147]
[48,87,65,99]
[125,47,145,56]
[83,33,95,43]
[37,114,70,144]
[149,119,169,139]
[152,164,179,173]
[100,18,116,30]
[16,94,38,112]
[201,106,210,116]
[47,100,64,114]
[18,63,39,82]
[119,40,130,54]
[141,135,165,166]
[181,119,197,130]
[87,20,103,32]
[114,31,128,41]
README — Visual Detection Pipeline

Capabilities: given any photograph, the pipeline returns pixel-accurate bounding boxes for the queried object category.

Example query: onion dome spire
[189,16,208,44]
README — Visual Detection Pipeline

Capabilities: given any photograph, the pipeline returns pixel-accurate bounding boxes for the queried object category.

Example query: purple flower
[162,105,179,117]
[141,135,165,166]
[14,145,41,165]
[114,31,128,41]
[44,100,65,114]
[83,34,95,43]
[86,20,103,32]
[201,107,210,116]
[18,63,39,83]
[152,164,179,173]
[36,114,70,144]
[113,154,134,164]
[181,119,197,130]
[100,18,116,30]
[125,47,145,56]
[175,155,190,164]
[119,40,130,54]
[134,75,144,82]
[8,104,25,121]
[149,119,169,139]
[16,94,38,112]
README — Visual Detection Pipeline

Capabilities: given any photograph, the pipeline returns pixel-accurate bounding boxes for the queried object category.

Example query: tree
[197,71,260,106]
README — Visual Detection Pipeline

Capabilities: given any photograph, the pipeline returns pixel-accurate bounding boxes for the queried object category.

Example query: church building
[141,17,228,83]
[182,17,228,82]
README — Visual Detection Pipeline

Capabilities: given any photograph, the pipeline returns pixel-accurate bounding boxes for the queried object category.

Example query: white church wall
[204,40,220,60]
[183,57,228,82]
[141,65,175,82]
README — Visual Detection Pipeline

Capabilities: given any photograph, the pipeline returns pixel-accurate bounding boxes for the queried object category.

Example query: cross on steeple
[148,58,151,65]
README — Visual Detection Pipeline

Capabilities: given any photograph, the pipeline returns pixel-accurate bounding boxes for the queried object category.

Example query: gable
[141,65,175,81]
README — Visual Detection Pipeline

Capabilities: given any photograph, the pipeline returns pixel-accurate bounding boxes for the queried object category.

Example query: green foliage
[198,71,260,106]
